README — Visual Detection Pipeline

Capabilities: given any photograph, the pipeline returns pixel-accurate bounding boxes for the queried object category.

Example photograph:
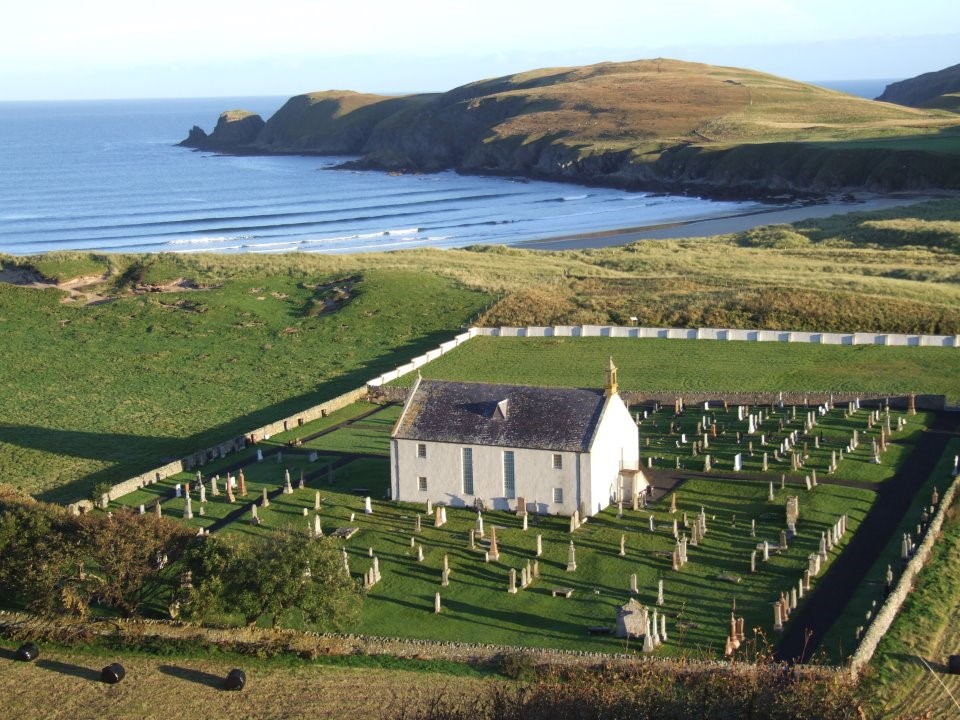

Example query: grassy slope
[110,400,886,656]
[395,336,960,402]
[473,59,957,151]
[0,269,490,501]
[0,198,958,500]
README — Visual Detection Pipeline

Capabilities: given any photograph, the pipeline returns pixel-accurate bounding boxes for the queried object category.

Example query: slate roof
[393,379,609,452]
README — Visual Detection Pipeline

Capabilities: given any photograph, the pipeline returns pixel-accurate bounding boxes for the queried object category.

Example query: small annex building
[389,359,644,517]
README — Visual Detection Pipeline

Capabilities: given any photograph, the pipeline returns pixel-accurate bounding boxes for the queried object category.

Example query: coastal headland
[181,58,960,204]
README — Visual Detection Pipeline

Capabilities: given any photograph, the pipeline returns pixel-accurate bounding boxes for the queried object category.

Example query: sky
[2,0,959,100]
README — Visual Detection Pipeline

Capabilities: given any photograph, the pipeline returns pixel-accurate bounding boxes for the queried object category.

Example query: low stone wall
[366,328,478,386]
[473,325,960,348]
[0,610,843,674]
[78,386,369,510]
[622,392,945,412]
[848,473,960,676]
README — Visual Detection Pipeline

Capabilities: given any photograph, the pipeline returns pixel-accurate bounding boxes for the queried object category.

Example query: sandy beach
[513,193,942,252]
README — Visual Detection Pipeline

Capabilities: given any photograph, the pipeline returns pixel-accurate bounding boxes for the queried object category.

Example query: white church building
[390,359,644,517]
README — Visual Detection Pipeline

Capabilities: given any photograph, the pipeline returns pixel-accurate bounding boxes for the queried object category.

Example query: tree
[186,528,362,629]
[76,509,193,616]
[0,492,81,615]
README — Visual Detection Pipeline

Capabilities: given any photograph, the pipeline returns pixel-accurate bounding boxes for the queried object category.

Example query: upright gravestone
[566,541,577,572]
[488,526,500,561]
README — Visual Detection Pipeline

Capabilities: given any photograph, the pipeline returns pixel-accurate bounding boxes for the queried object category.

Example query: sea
[0,80,893,256]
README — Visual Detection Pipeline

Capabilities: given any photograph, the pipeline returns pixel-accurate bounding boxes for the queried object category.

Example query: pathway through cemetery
[774,412,959,663]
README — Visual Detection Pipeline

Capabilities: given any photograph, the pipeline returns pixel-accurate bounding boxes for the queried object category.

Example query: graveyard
[110,361,952,663]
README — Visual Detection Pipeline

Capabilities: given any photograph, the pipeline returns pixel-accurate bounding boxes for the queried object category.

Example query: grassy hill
[184,58,960,198]
[1,198,959,500]
[877,62,960,112]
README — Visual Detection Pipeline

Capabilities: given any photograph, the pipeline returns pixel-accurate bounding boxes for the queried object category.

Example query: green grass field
[1,196,959,504]
[394,336,960,403]
[109,395,933,658]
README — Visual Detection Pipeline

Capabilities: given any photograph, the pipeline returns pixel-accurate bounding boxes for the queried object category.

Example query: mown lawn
[394,336,960,403]
[112,401,883,656]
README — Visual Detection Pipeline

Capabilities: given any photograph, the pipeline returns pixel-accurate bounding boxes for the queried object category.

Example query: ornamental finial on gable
[605,357,618,397]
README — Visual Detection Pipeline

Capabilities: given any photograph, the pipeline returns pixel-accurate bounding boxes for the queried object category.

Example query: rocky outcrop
[179,110,265,151]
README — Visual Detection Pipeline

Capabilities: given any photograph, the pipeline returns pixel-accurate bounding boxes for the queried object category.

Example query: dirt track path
[774,413,959,663]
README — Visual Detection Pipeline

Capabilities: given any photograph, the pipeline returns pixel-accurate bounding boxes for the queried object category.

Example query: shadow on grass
[158,664,225,689]
[887,652,950,674]
[0,647,18,661]
[29,328,459,504]
[35,659,102,682]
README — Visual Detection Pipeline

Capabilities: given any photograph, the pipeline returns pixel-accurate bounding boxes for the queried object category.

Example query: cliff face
[877,63,960,111]
[179,110,265,151]
[181,59,960,198]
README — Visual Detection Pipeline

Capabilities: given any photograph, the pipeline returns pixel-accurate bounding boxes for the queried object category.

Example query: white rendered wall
[586,395,640,515]
[393,437,581,514]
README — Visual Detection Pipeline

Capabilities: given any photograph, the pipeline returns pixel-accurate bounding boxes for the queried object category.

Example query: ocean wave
[168,235,253,246]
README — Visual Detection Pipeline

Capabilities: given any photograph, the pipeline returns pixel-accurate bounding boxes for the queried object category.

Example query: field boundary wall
[470,325,960,347]
[848,472,960,676]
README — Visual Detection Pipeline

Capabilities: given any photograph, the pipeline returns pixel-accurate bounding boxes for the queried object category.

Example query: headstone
[313,515,322,538]
[315,491,321,511]
[417,544,424,562]
[469,529,475,549]
[762,452,768,471]
[199,484,206,504]
[516,496,526,516]
[238,469,246,496]
[768,482,775,502]
[283,469,293,494]
[508,568,517,594]
[250,503,260,526]
[488,526,500,561]
[364,496,373,515]
[175,484,182,498]
[733,454,742,472]
[536,533,543,557]
[211,476,219,497]
[619,534,626,557]
[476,512,484,537]
[183,495,193,520]
[566,541,577,572]
[750,550,756,573]
[649,515,655,532]
[415,514,422,533]
[630,573,638,594]
[262,487,269,507]
[522,513,528,531]
[256,449,263,462]
[434,593,441,614]
[299,470,305,490]
[657,579,664,606]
